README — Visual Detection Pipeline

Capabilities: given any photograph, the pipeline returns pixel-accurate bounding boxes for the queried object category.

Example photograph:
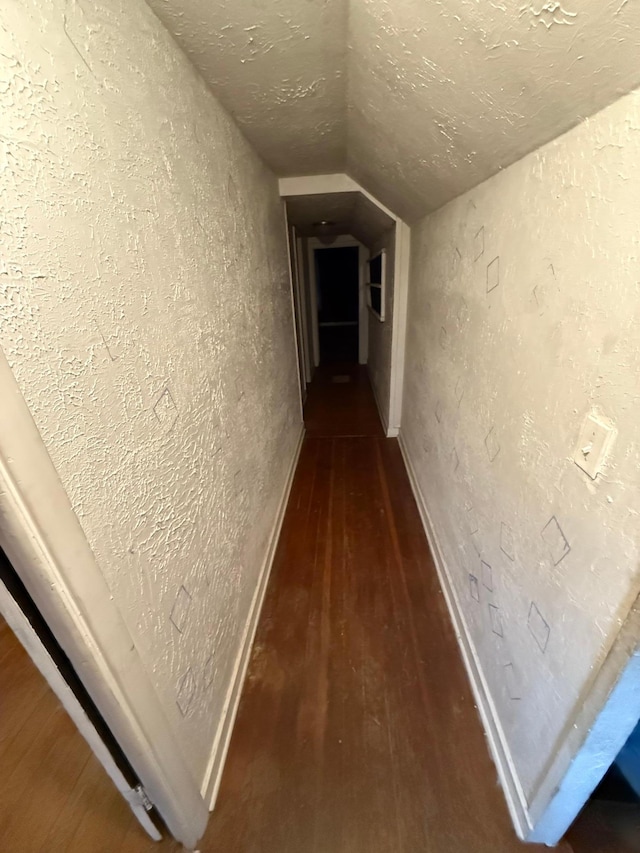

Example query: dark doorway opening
[315,246,359,363]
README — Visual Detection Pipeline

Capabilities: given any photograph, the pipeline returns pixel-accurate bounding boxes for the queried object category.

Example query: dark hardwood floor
[200,365,573,853]
[303,362,384,439]
[0,364,631,851]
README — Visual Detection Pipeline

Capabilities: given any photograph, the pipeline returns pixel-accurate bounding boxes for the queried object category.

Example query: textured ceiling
[147,0,640,222]
[285,192,394,248]
[146,0,347,176]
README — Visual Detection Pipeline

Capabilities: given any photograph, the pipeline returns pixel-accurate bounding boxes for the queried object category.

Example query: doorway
[0,546,165,850]
[315,246,360,363]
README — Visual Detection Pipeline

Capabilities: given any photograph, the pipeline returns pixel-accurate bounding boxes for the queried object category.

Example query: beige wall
[367,227,396,429]
[0,0,301,788]
[401,89,640,811]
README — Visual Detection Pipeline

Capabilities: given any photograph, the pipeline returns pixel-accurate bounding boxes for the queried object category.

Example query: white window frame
[366,249,386,323]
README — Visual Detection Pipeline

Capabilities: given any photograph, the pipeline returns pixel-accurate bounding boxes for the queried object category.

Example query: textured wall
[401,89,640,804]
[0,0,301,785]
[367,228,395,429]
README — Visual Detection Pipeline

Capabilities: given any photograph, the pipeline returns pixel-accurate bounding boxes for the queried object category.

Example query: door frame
[0,557,161,840]
[283,205,307,415]
[307,235,369,367]
[279,176,410,434]
[294,235,313,385]
[526,597,640,844]
[0,349,208,848]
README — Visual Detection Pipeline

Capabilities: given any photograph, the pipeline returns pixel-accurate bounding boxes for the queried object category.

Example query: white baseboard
[397,432,531,841]
[369,373,398,438]
[201,425,305,809]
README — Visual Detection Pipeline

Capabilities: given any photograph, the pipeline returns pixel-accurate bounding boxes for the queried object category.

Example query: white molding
[397,432,531,841]
[202,426,305,809]
[369,371,389,435]
[0,350,207,848]
[369,370,398,438]
[366,249,386,323]
[388,222,410,434]
[294,235,312,384]
[278,173,398,223]
[279,174,358,197]
[283,206,306,418]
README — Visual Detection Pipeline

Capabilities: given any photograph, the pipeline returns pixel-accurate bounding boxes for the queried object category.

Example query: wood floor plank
[0,616,171,852]
[303,363,383,438]
[198,399,578,852]
[1,719,91,852]
[62,761,133,853]
[0,366,629,852]
[38,754,112,852]
[0,645,51,751]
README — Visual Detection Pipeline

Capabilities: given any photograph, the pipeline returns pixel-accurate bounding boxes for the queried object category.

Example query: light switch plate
[574,413,615,480]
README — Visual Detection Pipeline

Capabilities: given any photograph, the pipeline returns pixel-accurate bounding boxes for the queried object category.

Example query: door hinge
[128,783,154,813]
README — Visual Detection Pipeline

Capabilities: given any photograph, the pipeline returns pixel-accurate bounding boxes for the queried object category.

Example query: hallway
[2,1,640,848]
[0,368,630,851]
[196,367,570,853]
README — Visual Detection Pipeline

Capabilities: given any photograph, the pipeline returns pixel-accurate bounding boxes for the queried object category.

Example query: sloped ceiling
[147,0,640,222]
[285,192,394,249]
[145,0,347,176]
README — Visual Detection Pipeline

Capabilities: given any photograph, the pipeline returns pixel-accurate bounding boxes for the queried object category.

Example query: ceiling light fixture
[313,220,338,246]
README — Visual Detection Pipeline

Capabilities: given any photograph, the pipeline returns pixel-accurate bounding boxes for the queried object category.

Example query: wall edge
[201,424,305,810]
[369,367,390,436]
[397,431,532,841]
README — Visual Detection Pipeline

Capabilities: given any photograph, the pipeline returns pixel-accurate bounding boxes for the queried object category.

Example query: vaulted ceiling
[147,0,640,222]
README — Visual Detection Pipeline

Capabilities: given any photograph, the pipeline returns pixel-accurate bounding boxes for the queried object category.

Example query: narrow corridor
[3,1,640,848]
[0,365,627,851]
[198,366,569,853]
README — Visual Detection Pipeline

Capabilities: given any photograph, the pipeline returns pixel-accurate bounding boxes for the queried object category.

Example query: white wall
[0,0,301,791]
[400,89,640,826]
[367,227,395,430]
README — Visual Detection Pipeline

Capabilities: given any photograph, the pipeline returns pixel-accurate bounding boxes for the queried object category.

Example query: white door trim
[283,206,306,415]
[292,233,312,385]
[0,350,207,848]
[0,574,161,840]
[278,174,398,223]
[388,221,411,434]
[281,176,409,430]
